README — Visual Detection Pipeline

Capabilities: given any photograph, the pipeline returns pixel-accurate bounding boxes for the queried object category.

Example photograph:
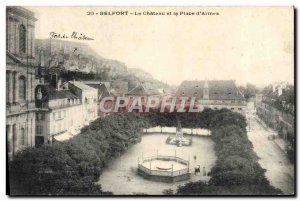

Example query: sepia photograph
[5,6,295,196]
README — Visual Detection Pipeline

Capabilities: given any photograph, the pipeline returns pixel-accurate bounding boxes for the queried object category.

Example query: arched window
[19,76,26,102]
[19,25,26,53]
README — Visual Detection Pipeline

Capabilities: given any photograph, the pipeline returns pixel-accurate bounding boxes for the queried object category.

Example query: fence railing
[138,164,189,177]
[142,155,189,165]
[138,155,190,177]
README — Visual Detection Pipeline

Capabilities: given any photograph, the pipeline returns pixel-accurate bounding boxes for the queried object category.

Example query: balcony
[6,101,36,116]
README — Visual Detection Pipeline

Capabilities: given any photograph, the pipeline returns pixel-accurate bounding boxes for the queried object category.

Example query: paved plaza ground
[98,133,216,195]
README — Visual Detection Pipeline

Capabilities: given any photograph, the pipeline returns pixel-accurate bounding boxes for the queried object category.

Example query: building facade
[85,80,129,116]
[6,6,39,160]
[35,82,84,145]
[256,95,294,144]
[125,83,162,111]
[68,81,98,124]
[175,80,247,115]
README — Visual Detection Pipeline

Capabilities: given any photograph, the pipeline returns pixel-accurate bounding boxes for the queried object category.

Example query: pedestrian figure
[193,155,197,162]
[203,166,206,176]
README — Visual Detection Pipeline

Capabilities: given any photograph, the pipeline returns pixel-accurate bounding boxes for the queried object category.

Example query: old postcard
[6,6,295,196]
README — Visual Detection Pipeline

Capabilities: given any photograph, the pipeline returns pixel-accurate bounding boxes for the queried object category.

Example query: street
[246,103,294,195]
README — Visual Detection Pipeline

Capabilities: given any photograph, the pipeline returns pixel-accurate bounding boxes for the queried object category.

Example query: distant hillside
[128,68,153,81]
[35,39,126,76]
[35,39,171,91]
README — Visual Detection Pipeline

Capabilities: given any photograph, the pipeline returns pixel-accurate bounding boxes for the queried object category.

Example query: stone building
[68,81,98,124]
[6,6,39,160]
[35,82,83,145]
[175,80,247,115]
[85,81,129,116]
[256,96,294,144]
[125,83,162,111]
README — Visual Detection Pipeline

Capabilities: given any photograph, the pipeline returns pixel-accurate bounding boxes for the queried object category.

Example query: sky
[26,6,294,87]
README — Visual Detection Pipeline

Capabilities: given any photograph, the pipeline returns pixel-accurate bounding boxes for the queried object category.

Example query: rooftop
[176,80,245,100]
[69,81,97,91]
[37,84,79,101]
[126,83,160,96]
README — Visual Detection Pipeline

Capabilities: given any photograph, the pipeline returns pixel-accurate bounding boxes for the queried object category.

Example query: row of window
[7,125,27,148]
[52,110,66,121]
[6,73,27,103]
[51,121,66,135]
[213,106,243,111]
[84,97,97,104]
[68,98,80,105]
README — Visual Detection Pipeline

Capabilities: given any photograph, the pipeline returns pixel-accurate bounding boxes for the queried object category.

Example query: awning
[54,131,73,142]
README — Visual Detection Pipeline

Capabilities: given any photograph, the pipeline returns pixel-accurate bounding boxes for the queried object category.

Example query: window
[19,76,26,102]
[53,112,56,120]
[231,108,234,110]
[36,125,42,135]
[238,108,242,111]
[58,111,61,119]
[19,25,26,53]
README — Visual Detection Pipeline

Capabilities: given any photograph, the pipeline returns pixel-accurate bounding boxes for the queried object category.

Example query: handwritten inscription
[50,32,94,40]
